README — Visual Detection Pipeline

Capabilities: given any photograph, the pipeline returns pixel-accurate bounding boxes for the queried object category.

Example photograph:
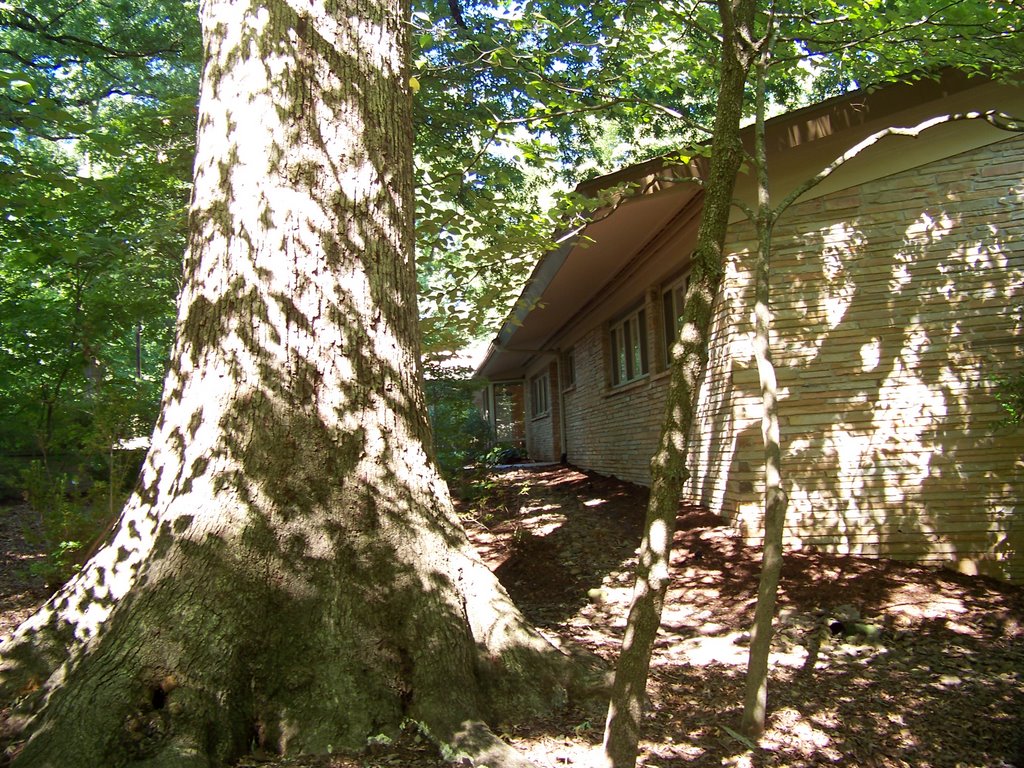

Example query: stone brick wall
[547,134,1023,582]
[524,359,560,462]
[721,134,1024,582]
[559,277,737,492]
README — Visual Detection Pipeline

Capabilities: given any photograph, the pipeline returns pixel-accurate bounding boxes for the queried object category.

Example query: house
[475,71,1024,583]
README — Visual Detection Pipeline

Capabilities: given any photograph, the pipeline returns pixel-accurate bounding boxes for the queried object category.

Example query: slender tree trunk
[601,2,756,765]
[740,30,789,739]
[0,0,567,765]
[135,323,143,380]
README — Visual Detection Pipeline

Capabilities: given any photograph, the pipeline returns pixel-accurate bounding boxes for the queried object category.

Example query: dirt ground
[2,464,1023,767]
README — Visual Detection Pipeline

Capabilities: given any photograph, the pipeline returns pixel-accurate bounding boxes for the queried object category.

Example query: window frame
[562,348,576,391]
[662,270,692,367]
[530,370,550,418]
[609,305,649,387]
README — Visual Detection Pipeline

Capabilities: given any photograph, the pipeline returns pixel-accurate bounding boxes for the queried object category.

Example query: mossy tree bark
[600,1,758,765]
[0,0,568,765]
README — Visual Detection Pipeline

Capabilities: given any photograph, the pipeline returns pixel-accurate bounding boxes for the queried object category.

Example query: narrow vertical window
[609,305,650,387]
[635,308,648,377]
[530,371,550,417]
[663,272,691,365]
[624,317,635,381]
[563,349,576,389]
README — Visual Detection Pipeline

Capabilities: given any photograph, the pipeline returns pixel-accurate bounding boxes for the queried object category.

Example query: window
[562,348,576,390]
[609,307,649,386]
[662,272,691,365]
[492,382,525,443]
[530,371,550,418]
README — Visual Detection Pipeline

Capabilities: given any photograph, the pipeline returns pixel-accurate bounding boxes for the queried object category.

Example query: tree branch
[1,7,183,61]
[640,100,714,135]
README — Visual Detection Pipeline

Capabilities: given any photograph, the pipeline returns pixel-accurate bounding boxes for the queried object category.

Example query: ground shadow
[462,465,1024,768]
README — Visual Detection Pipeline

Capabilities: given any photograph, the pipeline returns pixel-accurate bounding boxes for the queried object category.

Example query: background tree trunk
[740,35,789,738]
[601,2,757,766]
[0,0,568,765]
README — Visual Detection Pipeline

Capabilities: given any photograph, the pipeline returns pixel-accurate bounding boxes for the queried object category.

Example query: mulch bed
[3,465,1023,767]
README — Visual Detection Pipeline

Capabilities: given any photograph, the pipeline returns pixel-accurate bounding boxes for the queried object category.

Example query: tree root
[446,720,538,768]
[128,738,210,768]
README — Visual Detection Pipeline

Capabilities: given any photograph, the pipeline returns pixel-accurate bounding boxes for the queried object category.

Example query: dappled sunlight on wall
[724,135,1024,582]
[683,279,739,513]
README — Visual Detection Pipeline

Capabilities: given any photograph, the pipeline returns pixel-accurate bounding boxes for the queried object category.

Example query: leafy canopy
[2,0,1020,479]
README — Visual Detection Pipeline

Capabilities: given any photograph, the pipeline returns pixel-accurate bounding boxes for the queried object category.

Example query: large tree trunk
[0,0,568,765]
[600,2,757,765]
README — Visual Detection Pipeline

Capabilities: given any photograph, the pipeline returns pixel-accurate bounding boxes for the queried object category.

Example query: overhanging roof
[478,163,702,380]
[476,69,1018,381]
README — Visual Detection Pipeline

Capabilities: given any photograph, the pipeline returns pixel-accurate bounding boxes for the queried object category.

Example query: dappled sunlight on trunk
[0,1,571,765]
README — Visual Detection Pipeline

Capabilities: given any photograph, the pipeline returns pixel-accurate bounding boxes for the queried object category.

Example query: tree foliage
[423,364,494,476]
[409,0,756,359]
[0,0,200,496]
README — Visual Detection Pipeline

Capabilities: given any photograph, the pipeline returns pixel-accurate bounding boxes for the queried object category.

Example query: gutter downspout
[558,352,568,463]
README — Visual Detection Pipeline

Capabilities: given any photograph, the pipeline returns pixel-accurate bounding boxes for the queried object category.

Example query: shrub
[483,443,527,465]
[424,368,494,478]
[20,458,132,587]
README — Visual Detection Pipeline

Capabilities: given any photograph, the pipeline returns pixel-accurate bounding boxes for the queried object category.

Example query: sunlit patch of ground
[3,467,1023,768]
